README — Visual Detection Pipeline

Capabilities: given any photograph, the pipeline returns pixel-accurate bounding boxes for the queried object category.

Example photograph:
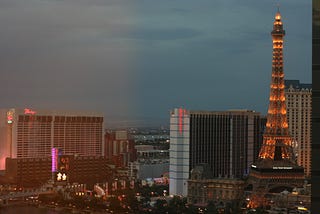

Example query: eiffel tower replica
[247,9,305,206]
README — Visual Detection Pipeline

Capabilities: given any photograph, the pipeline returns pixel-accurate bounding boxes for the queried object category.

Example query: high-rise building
[169,108,190,196]
[248,10,305,207]
[0,108,104,170]
[104,130,137,167]
[285,80,312,177]
[169,108,264,196]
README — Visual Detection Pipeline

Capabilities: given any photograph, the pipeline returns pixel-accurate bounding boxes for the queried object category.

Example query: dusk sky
[0,0,311,127]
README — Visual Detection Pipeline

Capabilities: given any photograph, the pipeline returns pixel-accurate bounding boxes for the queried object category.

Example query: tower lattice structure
[247,11,305,207]
[258,11,294,162]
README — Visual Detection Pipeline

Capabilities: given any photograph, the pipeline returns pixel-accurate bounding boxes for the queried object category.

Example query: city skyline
[0,0,311,127]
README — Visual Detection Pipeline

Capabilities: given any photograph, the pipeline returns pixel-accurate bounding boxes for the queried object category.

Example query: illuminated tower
[247,10,305,205]
[258,10,293,162]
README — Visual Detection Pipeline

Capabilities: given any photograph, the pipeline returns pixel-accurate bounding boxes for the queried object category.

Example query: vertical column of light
[51,147,58,180]
[52,148,58,172]
[179,108,183,134]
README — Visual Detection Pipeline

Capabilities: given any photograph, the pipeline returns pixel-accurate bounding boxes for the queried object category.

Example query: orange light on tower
[257,8,294,162]
[248,10,305,209]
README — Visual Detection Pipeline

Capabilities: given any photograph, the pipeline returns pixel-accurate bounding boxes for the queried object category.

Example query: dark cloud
[0,0,311,127]
[125,27,201,41]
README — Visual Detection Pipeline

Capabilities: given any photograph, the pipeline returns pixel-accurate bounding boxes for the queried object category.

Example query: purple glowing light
[52,148,58,172]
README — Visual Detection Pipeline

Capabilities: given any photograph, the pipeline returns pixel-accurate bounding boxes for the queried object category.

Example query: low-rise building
[187,164,244,207]
[105,130,137,167]
[5,155,114,189]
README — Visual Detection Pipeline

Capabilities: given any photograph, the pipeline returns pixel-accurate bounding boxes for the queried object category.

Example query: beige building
[285,80,312,177]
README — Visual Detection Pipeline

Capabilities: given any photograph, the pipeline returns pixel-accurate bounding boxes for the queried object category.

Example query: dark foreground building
[312,0,320,211]
[5,156,113,189]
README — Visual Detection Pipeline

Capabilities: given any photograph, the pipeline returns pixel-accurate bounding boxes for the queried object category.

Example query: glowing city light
[24,108,36,115]
[178,108,183,134]
[57,172,62,181]
[51,148,58,172]
[7,111,14,124]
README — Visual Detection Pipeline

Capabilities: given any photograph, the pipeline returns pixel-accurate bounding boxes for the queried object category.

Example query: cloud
[0,0,311,127]
[124,27,201,41]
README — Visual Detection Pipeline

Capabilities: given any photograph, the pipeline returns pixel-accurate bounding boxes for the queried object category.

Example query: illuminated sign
[178,108,183,134]
[58,156,70,171]
[272,166,293,169]
[7,110,14,124]
[51,148,58,172]
[24,108,36,115]
[7,116,13,124]
[56,172,67,181]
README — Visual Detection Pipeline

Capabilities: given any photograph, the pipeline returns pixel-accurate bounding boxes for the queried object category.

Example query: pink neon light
[7,115,13,122]
[179,108,183,134]
[51,148,58,172]
[24,108,36,115]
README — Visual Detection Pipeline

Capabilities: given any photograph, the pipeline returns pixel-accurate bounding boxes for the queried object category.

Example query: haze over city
[0,0,311,127]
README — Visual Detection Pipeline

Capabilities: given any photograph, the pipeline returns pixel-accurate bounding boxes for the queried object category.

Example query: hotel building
[285,80,312,177]
[0,108,104,170]
[169,108,264,196]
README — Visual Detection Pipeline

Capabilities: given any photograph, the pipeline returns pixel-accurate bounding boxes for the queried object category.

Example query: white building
[169,108,190,196]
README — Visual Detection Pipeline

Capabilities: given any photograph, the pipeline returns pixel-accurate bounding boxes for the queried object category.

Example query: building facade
[0,108,104,170]
[187,164,244,206]
[285,80,312,177]
[169,108,264,196]
[189,110,263,179]
[104,130,137,167]
[130,144,169,180]
[5,155,113,188]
